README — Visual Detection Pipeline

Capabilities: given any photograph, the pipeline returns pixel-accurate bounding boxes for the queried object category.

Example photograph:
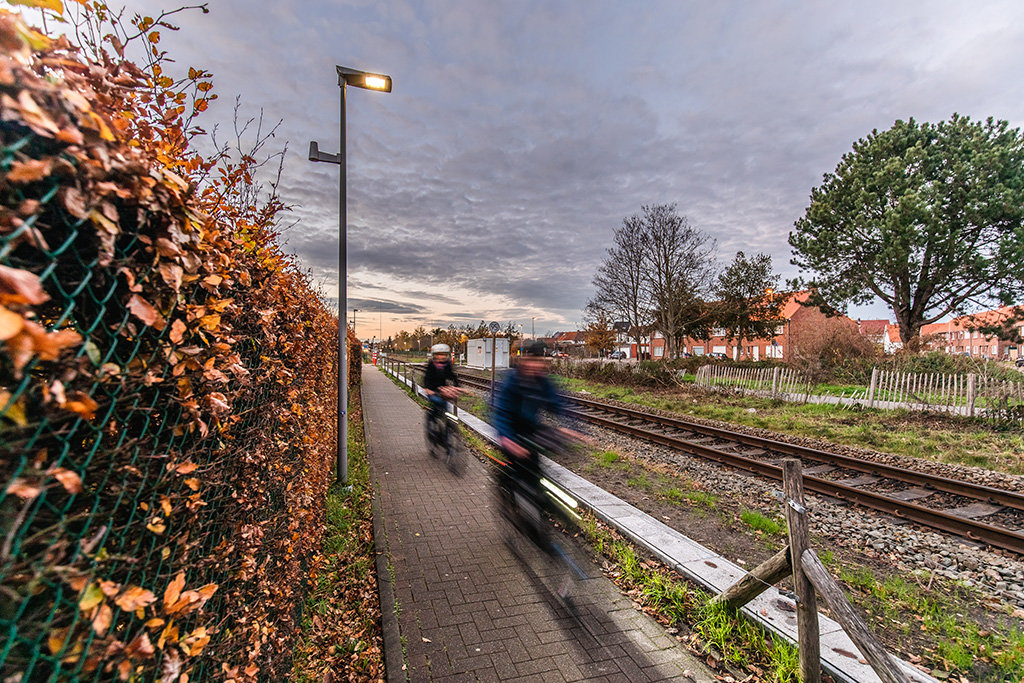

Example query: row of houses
[920,306,1024,360]
[548,294,1024,362]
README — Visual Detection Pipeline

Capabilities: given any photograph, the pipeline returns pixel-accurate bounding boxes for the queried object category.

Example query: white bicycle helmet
[430,343,451,355]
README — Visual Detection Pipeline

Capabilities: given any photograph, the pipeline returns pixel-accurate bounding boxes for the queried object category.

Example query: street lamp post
[532,316,536,341]
[352,308,359,336]
[309,65,392,486]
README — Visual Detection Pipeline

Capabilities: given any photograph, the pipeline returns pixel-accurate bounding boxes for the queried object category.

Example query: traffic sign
[488,321,501,333]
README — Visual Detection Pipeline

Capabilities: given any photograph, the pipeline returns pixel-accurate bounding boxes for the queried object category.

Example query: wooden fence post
[772,366,780,395]
[783,458,820,683]
[867,367,878,409]
[967,373,977,418]
[801,550,913,683]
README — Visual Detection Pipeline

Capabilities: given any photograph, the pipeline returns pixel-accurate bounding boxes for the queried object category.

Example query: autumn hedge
[0,9,348,681]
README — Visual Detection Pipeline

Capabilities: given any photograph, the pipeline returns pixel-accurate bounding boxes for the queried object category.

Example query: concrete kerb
[377,362,937,683]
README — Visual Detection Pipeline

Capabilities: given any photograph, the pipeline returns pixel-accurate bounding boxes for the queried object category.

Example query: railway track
[393,360,1024,555]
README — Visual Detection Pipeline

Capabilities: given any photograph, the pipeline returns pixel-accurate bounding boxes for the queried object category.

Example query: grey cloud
[149,0,1024,330]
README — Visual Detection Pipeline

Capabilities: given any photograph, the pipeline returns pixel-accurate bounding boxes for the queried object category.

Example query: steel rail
[569,396,1024,512]
[567,407,1024,555]
[448,368,1024,554]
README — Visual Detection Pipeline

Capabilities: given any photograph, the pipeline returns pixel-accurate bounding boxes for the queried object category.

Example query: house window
[775,325,785,335]
[654,346,664,357]
[712,328,726,338]
[693,346,705,355]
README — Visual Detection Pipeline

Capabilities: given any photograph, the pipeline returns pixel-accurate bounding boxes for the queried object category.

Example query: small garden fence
[694,364,813,399]
[695,364,1024,427]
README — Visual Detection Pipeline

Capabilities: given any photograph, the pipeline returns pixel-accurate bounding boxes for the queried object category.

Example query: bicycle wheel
[444,423,465,475]
[425,413,443,458]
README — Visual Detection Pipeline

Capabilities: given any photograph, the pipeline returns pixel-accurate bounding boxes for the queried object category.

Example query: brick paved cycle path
[363,365,714,682]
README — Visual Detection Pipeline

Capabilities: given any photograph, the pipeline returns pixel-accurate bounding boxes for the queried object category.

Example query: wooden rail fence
[712,459,919,683]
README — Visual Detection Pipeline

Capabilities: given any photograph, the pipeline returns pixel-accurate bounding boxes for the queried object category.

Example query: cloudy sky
[121,0,1024,340]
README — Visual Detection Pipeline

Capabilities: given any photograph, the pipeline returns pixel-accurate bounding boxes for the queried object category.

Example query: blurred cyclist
[494,341,584,494]
[423,343,461,426]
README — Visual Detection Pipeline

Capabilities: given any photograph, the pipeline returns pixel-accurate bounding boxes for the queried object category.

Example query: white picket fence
[694,364,812,399]
[866,368,1024,420]
[694,364,1024,425]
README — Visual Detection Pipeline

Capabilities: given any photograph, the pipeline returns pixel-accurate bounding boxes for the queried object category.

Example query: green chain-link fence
[1,64,336,678]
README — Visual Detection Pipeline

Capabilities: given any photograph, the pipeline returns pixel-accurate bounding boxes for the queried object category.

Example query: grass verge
[577,513,799,682]
[291,389,383,681]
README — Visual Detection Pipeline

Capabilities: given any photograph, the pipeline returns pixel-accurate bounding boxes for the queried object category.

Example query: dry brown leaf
[64,391,98,420]
[6,158,53,183]
[163,572,185,611]
[0,264,48,306]
[169,318,187,344]
[92,604,113,636]
[52,467,83,493]
[114,586,157,612]
[6,478,41,499]
[128,294,163,327]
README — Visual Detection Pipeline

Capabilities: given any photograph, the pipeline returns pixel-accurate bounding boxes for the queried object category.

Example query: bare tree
[591,222,652,357]
[640,205,717,359]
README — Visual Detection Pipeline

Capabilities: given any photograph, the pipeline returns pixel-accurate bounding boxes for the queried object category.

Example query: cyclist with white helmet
[423,343,462,432]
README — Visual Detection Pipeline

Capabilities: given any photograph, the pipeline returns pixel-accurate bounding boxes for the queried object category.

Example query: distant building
[669,290,851,362]
[921,306,1024,360]
[857,319,902,354]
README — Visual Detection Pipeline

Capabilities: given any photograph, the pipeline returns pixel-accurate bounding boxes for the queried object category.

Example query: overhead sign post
[489,321,501,403]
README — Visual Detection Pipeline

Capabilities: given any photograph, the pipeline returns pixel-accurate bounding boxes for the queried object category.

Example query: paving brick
[364,366,715,682]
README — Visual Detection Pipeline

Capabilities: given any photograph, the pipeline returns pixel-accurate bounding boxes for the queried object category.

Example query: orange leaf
[173,461,198,474]
[0,264,48,306]
[6,478,41,499]
[8,0,64,15]
[183,478,199,491]
[114,586,157,612]
[169,319,187,344]
[0,305,24,340]
[6,158,53,183]
[198,313,220,331]
[52,467,83,493]
[64,391,98,420]
[163,572,185,611]
[92,604,112,636]
[128,294,163,327]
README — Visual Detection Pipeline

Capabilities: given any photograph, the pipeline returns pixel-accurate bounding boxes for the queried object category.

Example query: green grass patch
[684,490,719,509]
[836,564,1024,680]
[739,510,786,536]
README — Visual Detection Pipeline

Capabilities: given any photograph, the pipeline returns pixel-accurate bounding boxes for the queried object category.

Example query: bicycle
[425,395,465,475]
[493,428,588,601]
